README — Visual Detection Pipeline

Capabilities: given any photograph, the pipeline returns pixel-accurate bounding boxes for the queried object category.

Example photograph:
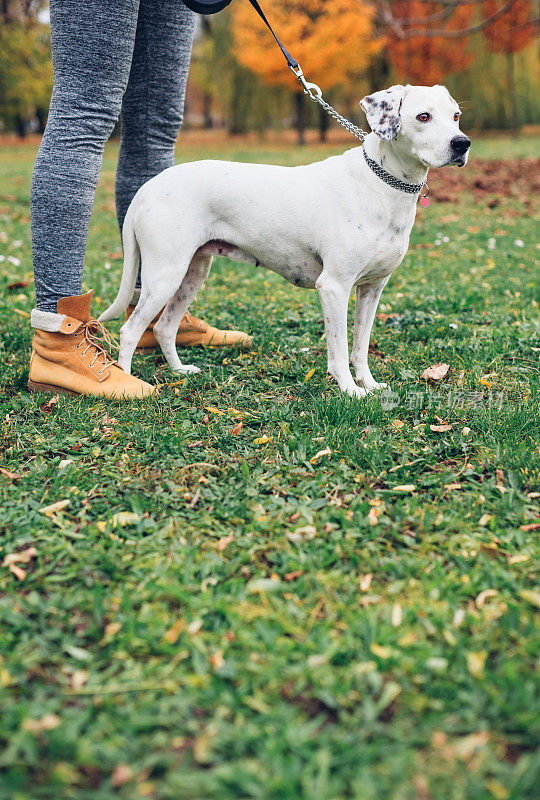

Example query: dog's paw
[365,381,388,392]
[174,364,201,375]
[345,383,368,399]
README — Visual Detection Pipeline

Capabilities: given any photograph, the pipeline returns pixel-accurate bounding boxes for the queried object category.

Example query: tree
[0,21,53,135]
[232,0,383,143]
[481,0,537,132]
[386,1,474,84]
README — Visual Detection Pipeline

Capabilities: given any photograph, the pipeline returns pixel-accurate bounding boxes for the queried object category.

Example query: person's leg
[31,0,141,311]
[28,0,155,398]
[115,0,195,238]
[116,0,252,350]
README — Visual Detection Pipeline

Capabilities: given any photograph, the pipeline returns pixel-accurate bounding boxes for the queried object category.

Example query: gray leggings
[31,0,195,312]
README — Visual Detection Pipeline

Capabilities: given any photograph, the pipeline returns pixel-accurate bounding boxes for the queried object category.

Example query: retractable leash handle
[180,0,429,204]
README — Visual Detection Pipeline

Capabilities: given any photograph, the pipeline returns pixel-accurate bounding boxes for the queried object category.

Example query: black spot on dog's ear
[380,101,390,110]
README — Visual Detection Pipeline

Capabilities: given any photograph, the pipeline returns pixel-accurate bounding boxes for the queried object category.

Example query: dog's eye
[454,112,460,121]
[416,113,431,123]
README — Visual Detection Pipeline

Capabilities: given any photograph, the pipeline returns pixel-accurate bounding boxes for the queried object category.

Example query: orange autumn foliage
[388,1,475,84]
[482,0,537,53]
[232,0,383,90]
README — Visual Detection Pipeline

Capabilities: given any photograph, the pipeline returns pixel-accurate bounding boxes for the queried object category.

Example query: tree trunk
[319,104,329,142]
[202,92,213,129]
[294,92,305,145]
[15,113,26,138]
[506,51,518,137]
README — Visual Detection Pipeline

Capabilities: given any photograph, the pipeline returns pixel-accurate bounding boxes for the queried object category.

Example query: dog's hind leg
[351,278,389,392]
[153,252,213,373]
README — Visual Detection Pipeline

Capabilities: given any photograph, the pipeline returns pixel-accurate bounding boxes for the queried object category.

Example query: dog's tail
[98,203,139,323]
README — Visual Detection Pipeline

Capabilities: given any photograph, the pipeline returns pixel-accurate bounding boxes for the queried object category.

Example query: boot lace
[74,319,119,375]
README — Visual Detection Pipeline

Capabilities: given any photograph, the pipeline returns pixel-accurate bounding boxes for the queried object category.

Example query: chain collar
[362,146,427,196]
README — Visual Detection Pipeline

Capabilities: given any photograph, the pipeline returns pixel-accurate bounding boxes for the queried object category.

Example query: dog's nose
[451,135,471,155]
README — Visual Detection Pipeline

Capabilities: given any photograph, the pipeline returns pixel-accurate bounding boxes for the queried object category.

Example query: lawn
[0,132,539,800]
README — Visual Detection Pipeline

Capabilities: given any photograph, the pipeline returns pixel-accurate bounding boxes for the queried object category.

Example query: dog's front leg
[351,279,389,392]
[316,273,365,398]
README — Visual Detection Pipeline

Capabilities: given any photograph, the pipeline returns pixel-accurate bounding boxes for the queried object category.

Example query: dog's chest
[355,209,414,282]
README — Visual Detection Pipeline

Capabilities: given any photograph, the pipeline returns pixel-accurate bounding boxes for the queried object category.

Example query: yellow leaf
[111,512,141,528]
[309,446,331,464]
[519,590,540,609]
[466,650,487,678]
[475,589,497,609]
[204,406,224,415]
[39,499,70,517]
[393,484,416,493]
[485,780,510,800]
[254,435,272,445]
[304,368,316,382]
[370,643,392,659]
[479,513,493,526]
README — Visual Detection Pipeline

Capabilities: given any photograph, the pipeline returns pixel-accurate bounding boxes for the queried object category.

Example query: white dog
[100,84,469,397]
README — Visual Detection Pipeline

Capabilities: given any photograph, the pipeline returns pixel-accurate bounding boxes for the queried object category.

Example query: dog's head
[360,84,470,168]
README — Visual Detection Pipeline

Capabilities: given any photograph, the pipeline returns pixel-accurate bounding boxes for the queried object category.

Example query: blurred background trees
[0,0,538,139]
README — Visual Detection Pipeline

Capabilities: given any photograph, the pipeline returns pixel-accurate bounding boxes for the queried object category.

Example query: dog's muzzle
[450,135,471,166]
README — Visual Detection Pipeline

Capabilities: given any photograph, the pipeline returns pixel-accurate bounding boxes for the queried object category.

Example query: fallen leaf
[8,280,31,289]
[475,589,497,608]
[104,622,121,637]
[485,780,509,800]
[39,394,59,414]
[112,764,133,787]
[231,422,243,436]
[391,603,402,626]
[217,534,234,551]
[9,563,26,581]
[368,506,381,525]
[520,522,540,531]
[286,525,316,543]
[163,619,185,644]
[304,368,316,382]
[479,513,493,526]
[253,435,272,445]
[187,619,202,636]
[39,499,70,517]
[391,419,405,429]
[23,713,60,733]
[392,484,416,493]
[284,570,304,581]
[370,643,392,659]
[111,511,141,527]
[210,650,224,670]
[360,574,373,592]
[0,468,23,481]
[58,459,73,470]
[466,650,487,678]
[519,589,540,609]
[70,670,89,689]
[422,363,450,381]
[204,406,224,415]
[430,423,452,432]
[310,446,331,464]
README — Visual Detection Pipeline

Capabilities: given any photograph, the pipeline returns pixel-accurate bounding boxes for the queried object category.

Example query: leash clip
[290,64,323,101]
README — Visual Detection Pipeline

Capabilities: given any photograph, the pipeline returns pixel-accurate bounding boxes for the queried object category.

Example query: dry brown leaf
[163,619,185,644]
[111,764,133,787]
[9,564,26,580]
[39,394,59,414]
[422,363,450,381]
[430,423,453,433]
[4,547,37,567]
[284,570,304,581]
[231,422,243,436]
[0,467,23,481]
[23,713,60,733]
[310,446,331,464]
[520,522,540,531]
[210,650,224,670]
[217,534,234,552]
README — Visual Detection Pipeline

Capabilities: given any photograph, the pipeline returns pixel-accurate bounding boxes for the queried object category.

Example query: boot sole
[28,380,80,397]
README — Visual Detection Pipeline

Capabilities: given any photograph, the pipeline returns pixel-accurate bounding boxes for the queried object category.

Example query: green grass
[0,134,539,800]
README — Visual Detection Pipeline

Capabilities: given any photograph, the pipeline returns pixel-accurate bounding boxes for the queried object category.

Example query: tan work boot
[126,306,253,351]
[29,291,155,400]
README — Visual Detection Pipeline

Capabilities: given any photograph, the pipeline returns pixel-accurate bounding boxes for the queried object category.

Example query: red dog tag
[419,197,430,208]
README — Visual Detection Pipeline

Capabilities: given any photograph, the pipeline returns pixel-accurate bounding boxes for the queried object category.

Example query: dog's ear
[360,85,408,141]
